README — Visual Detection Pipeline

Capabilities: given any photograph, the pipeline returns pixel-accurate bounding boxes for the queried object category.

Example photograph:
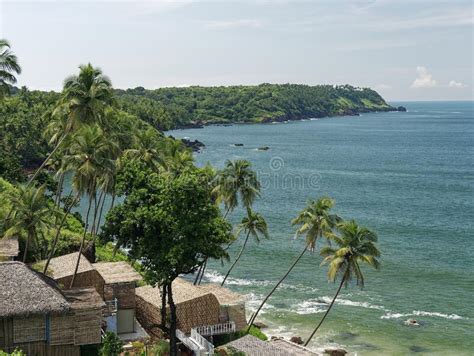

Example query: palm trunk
[90,191,100,238]
[247,245,307,330]
[304,273,347,347]
[93,191,107,240]
[221,230,251,286]
[110,191,116,210]
[197,258,207,285]
[27,134,67,187]
[55,173,65,207]
[168,281,178,356]
[194,260,205,285]
[160,284,168,330]
[23,231,32,263]
[70,196,92,288]
[44,191,80,274]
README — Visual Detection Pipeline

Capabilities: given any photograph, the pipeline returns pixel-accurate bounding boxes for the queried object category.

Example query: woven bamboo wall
[56,270,105,298]
[104,282,136,309]
[13,316,45,344]
[50,314,75,345]
[136,293,221,334]
[74,308,102,345]
[135,295,162,337]
[226,303,247,330]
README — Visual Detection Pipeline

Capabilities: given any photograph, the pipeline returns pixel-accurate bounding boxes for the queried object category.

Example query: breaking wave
[381,311,467,320]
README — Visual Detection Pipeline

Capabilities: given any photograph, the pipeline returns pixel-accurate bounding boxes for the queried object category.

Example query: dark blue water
[169,101,474,355]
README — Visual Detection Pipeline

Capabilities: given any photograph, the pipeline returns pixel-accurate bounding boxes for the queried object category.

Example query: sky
[1,0,473,101]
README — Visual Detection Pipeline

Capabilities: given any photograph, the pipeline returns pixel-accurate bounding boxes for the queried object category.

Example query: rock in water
[405,319,420,326]
[257,146,270,151]
[397,106,407,112]
[290,336,304,345]
[324,348,348,356]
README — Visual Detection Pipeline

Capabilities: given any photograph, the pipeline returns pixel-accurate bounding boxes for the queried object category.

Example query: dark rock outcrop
[397,106,407,112]
[325,347,348,356]
[182,138,205,152]
[290,336,304,345]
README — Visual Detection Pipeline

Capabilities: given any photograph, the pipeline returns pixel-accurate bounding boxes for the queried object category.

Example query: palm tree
[28,63,113,185]
[304,220,381,346]
[4,185,54,262]
[0,39,21,99]
[247,197,341,330]
[65,125,117,287]
[213,159,261,216]
[221,210,268,286]
[124,128,166,172]
[196,159,261,284]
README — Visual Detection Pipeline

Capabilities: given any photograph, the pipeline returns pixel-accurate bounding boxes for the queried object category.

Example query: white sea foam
[310,118,319,121]
[381,310,467,320]
[293,299,327,314]
[319,296,385,310]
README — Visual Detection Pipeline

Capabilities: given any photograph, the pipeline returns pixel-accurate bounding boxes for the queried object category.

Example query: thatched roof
[136,278,242,307]
[224,335,289,356]
[270,338,319,355]
[47,252,94,279]
[93,261,142,284]
[64,288,106,310]
[0,238,19,258]
[0,261,70,317]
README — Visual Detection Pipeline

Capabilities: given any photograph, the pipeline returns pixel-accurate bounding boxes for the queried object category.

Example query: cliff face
[115,84,400,130]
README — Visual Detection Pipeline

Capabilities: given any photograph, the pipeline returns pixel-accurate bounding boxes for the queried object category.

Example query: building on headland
[0,261,104,356]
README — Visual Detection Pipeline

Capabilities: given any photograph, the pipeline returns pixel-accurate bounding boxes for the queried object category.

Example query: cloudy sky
[1,0,472,100]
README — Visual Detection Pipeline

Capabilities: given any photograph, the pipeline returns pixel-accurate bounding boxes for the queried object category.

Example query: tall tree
[0,39,21,99]
[196,159,261,284]
[101,168,233,356]
[304,220,381,346]
[65,125,117,287]
[4,185,54,262]
[247,197,341,330]
[221,210,268,286]
[28,63,113,185]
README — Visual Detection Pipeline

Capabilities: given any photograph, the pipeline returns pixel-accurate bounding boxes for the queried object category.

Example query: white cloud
[448,80,467,88]
[411,66,437,89]
[205,19,263,30]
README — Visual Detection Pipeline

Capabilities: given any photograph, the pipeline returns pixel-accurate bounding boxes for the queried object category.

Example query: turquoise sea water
[168,102,474,355]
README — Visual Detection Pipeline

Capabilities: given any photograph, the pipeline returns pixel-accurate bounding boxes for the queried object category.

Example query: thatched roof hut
[0,261,70,318]
[45,252,105,297]
[136,278,247,334]
[0,238,19,260]
[93,261,142,284]
[47,252,95,280]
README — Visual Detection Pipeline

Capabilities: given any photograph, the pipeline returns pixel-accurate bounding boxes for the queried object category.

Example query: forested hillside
[115,84,396,130]
[0,84,397,178]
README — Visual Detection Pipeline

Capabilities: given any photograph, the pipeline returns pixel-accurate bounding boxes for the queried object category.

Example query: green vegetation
[0,349,26,356]
[101,165,234,355]
[115,84,394,130]
[1,38,383,355]
[99,332,123,356]
[214,325,268,347]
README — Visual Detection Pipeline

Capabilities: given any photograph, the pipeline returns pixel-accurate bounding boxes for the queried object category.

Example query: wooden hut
[0,261,105,356]
[93,261,142,334]
[0,238,19,261]
[135,278,246,335]
[45,252,105,297]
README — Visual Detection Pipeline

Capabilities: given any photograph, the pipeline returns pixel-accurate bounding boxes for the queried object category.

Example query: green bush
[151,340,170,356]
[0,349,26,356]
[99,332,123,356]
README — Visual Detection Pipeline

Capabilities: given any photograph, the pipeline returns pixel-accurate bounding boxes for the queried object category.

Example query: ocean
[167,101,474,355]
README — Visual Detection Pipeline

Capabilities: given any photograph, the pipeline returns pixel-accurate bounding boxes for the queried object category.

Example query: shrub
[99,332,123,356]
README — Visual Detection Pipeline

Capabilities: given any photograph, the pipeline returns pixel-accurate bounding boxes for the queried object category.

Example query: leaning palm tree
[4,185,54,262]
[247,197,341,330]
[28,63,113,185]
[221,210,268,286]
[304,220,381,346]
[0,39,21,99]
[196,159,261,284]
[65,125,117,287]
